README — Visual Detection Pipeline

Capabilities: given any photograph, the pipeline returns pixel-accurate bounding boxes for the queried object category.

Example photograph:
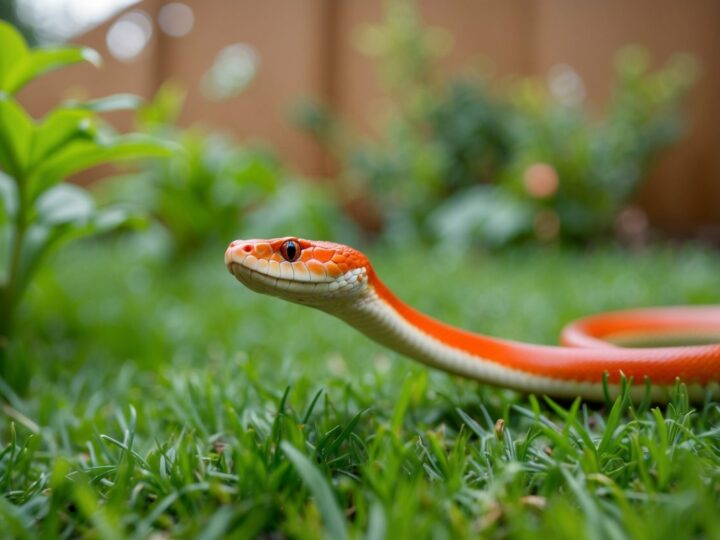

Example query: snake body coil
[226,237,720,401]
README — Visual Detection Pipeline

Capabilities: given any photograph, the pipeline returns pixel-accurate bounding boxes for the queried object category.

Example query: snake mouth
[228,262,331,302]
[228,260,331,285]
[230,261,291,285]
[228,259,369,304]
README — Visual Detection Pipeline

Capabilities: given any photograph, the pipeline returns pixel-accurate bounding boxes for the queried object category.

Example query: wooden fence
[16,0,720,235]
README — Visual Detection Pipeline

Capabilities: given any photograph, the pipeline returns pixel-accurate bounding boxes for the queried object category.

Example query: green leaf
[17,184,95,292]
[71,93,143,112]
[4,47,101,95]
[0,94,34,177]
[30,135,176,198]
[281,442,348,540]
[0,22,29,92]
[34,183,94,226]
[138,82,186,126]
[429,185,534,248]
[16,197,134,297]
[31,107,95,166]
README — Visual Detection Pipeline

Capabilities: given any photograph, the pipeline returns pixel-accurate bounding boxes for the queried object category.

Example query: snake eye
[280,239,301,262]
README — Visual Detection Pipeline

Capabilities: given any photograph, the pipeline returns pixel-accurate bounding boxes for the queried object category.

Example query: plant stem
[7,199,26,307]
[0,177,26,373]
[0,292,9,369]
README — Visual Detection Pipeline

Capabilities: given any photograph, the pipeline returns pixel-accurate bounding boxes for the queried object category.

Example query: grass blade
[281,441,348,540]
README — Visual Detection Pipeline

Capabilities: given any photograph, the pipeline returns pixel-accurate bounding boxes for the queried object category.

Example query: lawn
[1,236,720,539]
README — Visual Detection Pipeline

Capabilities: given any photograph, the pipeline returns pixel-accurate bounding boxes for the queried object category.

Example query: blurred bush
[97,83,358,255]
[296,0,696,248]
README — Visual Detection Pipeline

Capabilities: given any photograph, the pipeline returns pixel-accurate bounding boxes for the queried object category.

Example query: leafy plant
[431,53,696,247]
[488,50,697,244]
[0,21,173,381]
[97,83,358,255]
[296,0,696,248]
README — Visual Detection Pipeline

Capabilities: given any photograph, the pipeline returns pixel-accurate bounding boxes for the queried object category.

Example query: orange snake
[225,237,720,401]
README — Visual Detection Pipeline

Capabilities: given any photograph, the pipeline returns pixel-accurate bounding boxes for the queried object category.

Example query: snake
[225,237,720,401]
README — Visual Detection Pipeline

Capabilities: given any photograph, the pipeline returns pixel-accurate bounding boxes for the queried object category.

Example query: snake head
[225,237,372,307]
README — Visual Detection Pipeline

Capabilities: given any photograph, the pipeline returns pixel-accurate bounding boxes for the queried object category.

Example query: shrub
[97,83,358,255]
[0,21,173,381]
[296,0,696,248]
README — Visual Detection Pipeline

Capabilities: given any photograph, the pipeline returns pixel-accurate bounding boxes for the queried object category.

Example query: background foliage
[296,0,696,247]
[96,83,358,256]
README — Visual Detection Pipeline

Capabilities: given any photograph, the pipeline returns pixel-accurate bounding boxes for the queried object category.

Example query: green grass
[1,236,720,539]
